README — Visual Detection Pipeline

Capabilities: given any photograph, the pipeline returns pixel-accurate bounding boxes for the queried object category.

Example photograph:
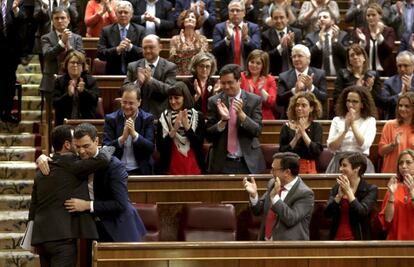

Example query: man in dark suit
[0,0,24,123]
[399,31,414,53]
[379,51,414,119]
[174,0,216,38]
[220,0,259,24]
[128,0,174,37]
[304,9,350,76]
[64,123,146,242]
[206,64,265,174]
[212,0,261,70]
[261,7,302,76]
[29,125,110,267]
[243,152,314,240]
[277,44,327,119]
[124,34,177,118]
[97,0,146,75]
[103,84,155,175]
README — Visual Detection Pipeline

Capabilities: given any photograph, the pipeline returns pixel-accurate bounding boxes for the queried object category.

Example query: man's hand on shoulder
[36,154,52,175]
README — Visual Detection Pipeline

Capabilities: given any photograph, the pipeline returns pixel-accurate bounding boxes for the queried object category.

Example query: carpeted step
[0,134,40,147]
[0,121,40,134]
[20,111,41,122]
[21,97,41,111]
[15,74,42,85]
[16,64,41,75]
[0,250,39,267]
[0,147,37,162]
[0,180,33,195]
[21,85,40,97]
[0,162,36,181]
[0,196,31,211]
[0,233,24,250]
[0,211,28,233]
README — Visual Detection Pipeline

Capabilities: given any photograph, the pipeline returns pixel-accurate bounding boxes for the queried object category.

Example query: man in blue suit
[65,123,146,242]
[212,0,261,70]
[103,84,155,175]
[379,51,414,119]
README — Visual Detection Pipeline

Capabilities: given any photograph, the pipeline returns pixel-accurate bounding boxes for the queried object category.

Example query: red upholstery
[316,149,334,173]
[180,204,237,241]
[260,144,279,172]
[92,58,107,75]
[95,97,104,119]
[134,203,160,241]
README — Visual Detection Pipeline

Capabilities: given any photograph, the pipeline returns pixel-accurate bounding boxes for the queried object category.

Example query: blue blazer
[212,20,261,70]
[379,74,414,118]
[93,156,146,242]
[103,109,155,175]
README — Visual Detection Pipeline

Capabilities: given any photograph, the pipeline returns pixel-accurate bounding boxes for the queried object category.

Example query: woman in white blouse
[326,85,378,173]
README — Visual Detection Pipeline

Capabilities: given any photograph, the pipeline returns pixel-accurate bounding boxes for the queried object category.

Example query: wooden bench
[92,241,414,267]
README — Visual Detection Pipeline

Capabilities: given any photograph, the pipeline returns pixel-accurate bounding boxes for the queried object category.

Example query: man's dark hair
[339,152,367,177]
[74,123,97,141]
[51,125,73,152]
[52,6,69,17]
[120,83,141,100]
[273,152,300,176]
[219,64,242,80]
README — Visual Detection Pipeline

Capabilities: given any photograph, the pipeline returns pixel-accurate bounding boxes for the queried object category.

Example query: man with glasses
[243,152,314,240]
[212,0,261,70]
[379,51,414,119]
[102,83,155,175]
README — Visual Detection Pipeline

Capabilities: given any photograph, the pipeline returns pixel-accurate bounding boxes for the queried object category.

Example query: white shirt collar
[145,56,160,68]
[283,176,299,192]
[295,67,309,77]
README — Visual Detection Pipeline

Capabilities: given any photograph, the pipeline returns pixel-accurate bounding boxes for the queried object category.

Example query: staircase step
[0,180,33,195]
[0,196,31,211]
[0,162,36,181]
[0,211,28,233]
[0,134,38,147]
[21,97,41,111]
[0,233,24,250]
[20,111,41,121]
[0,147,37,162]
[16,74,42,85]
[16,63,41,75]
[0,250,39,267]
[22,85,40,97]
[0,121,40,134]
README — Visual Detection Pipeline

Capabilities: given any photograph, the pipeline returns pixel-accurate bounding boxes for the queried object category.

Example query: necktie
[371,38,377,71]
[149,63,155,75]
[1,0,6,35]
[120,27,127,74]
[120,27,127,40]
[264,186,286,240]
[279,31,290,72]
[279,31,284,40]
[323,32,330,76]
[233,26,241,65]
[227,98,237,155]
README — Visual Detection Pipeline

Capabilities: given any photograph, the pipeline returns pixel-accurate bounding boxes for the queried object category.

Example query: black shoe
[1,114,20,123]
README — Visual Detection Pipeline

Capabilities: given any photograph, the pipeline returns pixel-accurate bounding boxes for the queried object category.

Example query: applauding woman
[84,0,118,37]
[326,85,377,173]
[378,149,414,240]
[379,93,414,173]
[157,82,205,174]
[240,50,277,120]
[324,152,378,240]
[279,92,323,174]
[53,51,99,125]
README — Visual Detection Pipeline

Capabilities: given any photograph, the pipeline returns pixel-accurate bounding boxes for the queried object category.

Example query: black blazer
[183,76,218,115]
[28,152,110,245]
[97,23,146,74]
[53,73,100,125]
[324,178,378,240]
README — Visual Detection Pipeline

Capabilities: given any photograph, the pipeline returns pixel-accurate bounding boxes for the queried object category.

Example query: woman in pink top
[379,92,414,173]
[240,49,277,120]
[84,0,118,37]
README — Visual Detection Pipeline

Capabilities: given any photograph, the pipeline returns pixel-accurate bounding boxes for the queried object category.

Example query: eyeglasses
[229,8,244,13]
[197,64,212,69]
[69,61,81,65]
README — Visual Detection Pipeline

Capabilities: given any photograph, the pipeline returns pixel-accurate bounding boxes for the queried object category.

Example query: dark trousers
[38,239,77,267]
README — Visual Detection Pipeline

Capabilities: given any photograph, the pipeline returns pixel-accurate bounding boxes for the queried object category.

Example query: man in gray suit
[243,152,314,240]
[124,34,177,118]
[206,64,265,174]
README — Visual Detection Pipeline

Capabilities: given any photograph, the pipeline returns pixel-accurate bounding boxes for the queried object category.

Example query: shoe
[1,114,20,123]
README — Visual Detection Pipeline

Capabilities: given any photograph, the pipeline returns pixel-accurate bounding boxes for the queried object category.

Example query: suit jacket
[277,67,327,118]
[212,21,261,70]
[93,156,147,242]
[28,152,110,245]
[174,0,216,38]
[125,57,177,118]
[345,0,391,28]
[220,0,260,24]
[33,0,79,53]
[379,74,414,119]
[206,90,266,174]
[40,31,84,92]
[390,1,414,39]
[102,109,155,175]
[354,26,396,76]
[129,0,174,37]
[97,23,146,75]
[251,177,314,240]
[398,31,414,53]
[183,76,217,115]
[52,73,99,125]
[304,30,350,74]
[261,26,302,76]
[324,179,378,240]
